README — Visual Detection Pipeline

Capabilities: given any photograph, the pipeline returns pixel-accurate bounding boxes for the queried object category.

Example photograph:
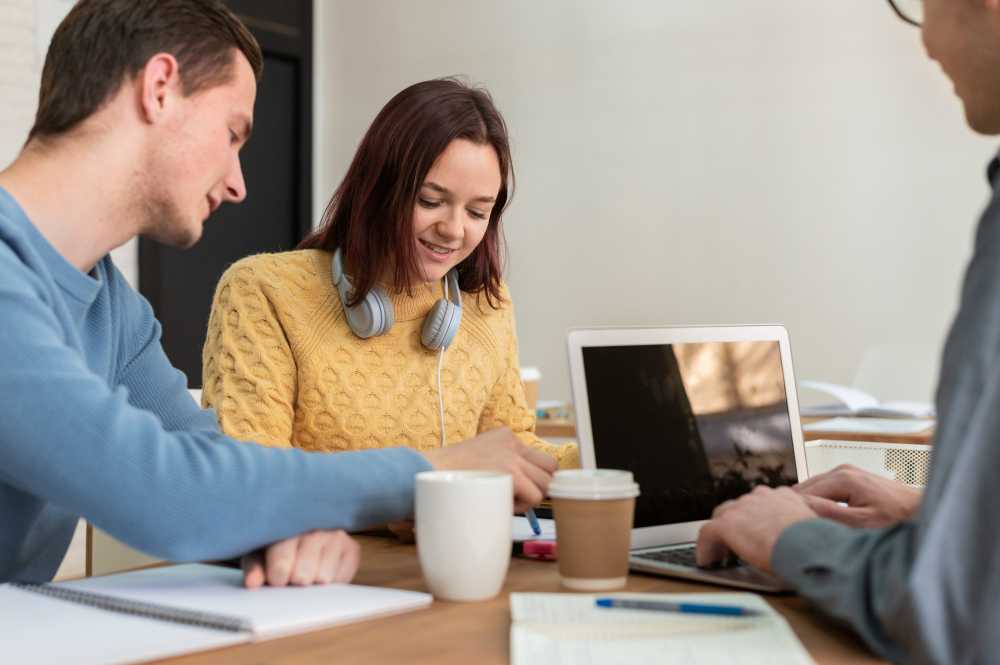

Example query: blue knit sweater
[0,186,431,583]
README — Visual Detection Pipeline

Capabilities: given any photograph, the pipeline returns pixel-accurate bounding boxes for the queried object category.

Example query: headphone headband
[444,269,462,309]
[331,246,348,287]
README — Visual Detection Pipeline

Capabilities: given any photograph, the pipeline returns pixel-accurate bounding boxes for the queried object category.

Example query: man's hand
[793,464,922,528]
[695,486,817,573]
[420,427,558,513]
[241,530,361,589]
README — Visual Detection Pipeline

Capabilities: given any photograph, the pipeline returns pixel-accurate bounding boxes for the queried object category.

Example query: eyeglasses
[887,0,923,26]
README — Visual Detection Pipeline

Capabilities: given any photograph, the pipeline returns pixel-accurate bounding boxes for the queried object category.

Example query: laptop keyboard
[633,545,745,569]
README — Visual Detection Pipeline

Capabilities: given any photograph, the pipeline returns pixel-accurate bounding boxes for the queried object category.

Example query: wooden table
[537,415,935,446]
[154,536,885,665]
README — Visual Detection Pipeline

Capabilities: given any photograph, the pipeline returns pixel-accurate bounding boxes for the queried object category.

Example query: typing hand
[695,486,817,573]
[420,427,558,514]
[794,464,923,528]
[241,529,361,589]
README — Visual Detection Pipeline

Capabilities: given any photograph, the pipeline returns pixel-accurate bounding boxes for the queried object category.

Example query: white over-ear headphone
[331,247,463,350]
[331,246,463,449]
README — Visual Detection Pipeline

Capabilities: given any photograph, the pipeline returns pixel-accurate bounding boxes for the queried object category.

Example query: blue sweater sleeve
[104,258,219,434]
[0,249,432,563]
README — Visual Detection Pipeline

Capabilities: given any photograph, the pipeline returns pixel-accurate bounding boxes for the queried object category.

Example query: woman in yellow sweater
[202,78,578,502]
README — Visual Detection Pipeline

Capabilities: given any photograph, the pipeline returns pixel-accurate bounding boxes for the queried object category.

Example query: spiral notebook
[1,563,432,665]
[510,592,816,665]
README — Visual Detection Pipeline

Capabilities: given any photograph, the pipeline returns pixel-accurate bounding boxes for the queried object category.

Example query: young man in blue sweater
[697,1,1000,663]
[0,0,556,588]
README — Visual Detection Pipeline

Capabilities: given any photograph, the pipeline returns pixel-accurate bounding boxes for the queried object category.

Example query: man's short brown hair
[29,0,262,141]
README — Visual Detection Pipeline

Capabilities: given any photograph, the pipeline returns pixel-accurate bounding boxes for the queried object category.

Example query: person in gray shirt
[696,1,1000,663]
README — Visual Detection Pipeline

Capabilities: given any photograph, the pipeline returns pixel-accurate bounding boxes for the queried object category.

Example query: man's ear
[138,53,182,125]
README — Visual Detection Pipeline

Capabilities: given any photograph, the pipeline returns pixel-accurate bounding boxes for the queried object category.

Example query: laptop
[566,325,809,593]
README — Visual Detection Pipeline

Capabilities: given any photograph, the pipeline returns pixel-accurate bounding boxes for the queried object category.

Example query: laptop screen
[581,340,798,529]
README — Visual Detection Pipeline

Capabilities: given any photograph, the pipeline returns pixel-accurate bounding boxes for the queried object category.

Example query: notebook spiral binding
[10,581,253,633]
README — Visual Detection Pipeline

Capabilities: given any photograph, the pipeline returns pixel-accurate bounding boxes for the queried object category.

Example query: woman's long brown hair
[299,77,512,307]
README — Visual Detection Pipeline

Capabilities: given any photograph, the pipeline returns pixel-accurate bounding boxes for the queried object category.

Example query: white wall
[0,0,40,169]
[315,0,997,404]
[0,0,138,288]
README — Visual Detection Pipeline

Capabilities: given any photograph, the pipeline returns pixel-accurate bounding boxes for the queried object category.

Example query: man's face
[923,0,1000,134]
[141,50,256,248]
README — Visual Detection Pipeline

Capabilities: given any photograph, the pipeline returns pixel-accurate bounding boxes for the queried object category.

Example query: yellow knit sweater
[201,249,578,469]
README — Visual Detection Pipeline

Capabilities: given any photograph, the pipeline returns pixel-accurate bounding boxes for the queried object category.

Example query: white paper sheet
[60,564,432,640]
[0,584,244,665]
[0,563,433,665]
[802,417,935,434]
[510,592,816,665]
[512,516,556,542]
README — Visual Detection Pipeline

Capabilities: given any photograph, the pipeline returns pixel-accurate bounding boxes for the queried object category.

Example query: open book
[510,592,816,665]
[799,380,935,419]
[1,563,432,665]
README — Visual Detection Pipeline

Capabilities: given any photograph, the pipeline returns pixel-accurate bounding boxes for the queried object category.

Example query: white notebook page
[510,592,816,665]
[61,563,432,640]
[0,563,433,665]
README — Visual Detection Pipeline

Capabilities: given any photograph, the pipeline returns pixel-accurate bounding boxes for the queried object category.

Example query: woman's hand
[421,427,558,513]
[794,464,923,528]
[241,529,361,588]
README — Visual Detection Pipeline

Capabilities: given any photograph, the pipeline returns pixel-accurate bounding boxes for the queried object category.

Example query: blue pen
[525,509,542,536]
[595,598,762,617]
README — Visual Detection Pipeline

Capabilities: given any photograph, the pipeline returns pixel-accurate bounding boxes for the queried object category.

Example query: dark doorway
[139,1,313,388]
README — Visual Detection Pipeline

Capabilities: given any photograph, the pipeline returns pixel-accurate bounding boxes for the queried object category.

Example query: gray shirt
[771,149,1000,665]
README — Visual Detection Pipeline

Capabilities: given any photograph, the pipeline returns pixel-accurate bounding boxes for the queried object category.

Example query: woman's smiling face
[410,138,501,284]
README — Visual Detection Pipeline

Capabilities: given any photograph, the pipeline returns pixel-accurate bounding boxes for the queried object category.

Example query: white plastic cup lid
[547,469,640,500]
[520,366,542,382]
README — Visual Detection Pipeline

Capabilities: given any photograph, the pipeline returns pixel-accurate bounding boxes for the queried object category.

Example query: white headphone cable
[437,346,445,448]
[438,275,448,448]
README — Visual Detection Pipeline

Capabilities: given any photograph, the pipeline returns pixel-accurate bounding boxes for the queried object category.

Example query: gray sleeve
[768,181,1000,665]
[771,519,916,664]
[773,351,1000,665]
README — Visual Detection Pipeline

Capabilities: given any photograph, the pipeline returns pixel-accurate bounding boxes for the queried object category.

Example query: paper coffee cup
[519,366,541,411]
[548,469,640,591]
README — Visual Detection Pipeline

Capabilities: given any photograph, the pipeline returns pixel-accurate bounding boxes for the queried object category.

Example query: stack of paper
[802,417,934,435]
[510,592,815,665]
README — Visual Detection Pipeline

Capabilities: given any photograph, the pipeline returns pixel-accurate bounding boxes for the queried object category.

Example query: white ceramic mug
[415,470,512,601]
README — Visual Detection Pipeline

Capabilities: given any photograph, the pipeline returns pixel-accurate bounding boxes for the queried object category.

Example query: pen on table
[524,509,542,536]
[595,598,763,617]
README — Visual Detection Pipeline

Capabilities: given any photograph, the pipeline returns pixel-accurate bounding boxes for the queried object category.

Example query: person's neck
[0,129,142,274]
[372,260,441,291]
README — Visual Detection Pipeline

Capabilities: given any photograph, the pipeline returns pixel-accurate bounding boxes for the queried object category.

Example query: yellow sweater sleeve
[476,296,580,470]
[201,260,297,449]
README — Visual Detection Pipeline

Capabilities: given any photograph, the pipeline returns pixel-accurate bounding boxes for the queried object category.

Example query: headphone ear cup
[369,284,394,335]
[421,299,462,350]
[421,300,450,350]
[344,284,394,338]
[439,305,460,350]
